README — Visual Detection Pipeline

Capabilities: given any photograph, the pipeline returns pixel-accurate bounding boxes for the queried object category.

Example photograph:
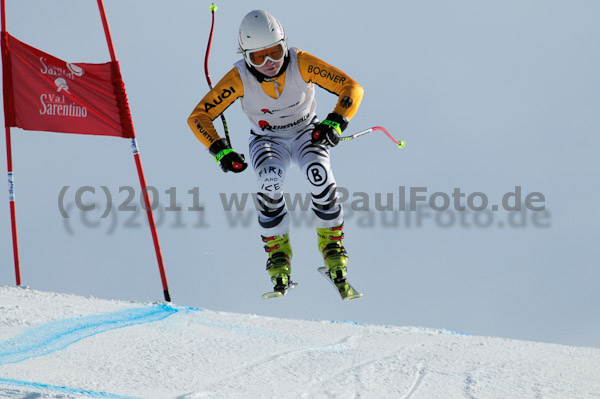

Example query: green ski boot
[262,233,293,290]
[316,223,348,283]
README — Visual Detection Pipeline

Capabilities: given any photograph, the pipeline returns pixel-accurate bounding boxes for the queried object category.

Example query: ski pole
[204,3,231,146]
[341,126,406,149]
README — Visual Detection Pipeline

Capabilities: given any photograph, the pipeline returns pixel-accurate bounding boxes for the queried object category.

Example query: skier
[187,10,364,295]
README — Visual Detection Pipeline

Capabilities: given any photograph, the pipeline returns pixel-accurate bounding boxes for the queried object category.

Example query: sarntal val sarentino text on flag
[2,32,133,138]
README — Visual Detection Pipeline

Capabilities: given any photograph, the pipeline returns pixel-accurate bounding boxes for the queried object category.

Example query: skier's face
[255,58,285,77]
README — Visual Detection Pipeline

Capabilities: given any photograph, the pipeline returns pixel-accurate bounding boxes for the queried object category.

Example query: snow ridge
[1,286,599,399]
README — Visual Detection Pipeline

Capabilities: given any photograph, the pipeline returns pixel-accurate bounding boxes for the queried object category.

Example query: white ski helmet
[238,10,287,65]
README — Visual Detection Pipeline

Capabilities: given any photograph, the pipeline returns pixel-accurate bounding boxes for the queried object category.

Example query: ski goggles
[244,41,287,68]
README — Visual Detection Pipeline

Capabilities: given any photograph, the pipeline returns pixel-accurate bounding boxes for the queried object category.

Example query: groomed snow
[0,285,598,398]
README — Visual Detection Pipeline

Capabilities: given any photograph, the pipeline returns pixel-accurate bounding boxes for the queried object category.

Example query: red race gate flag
[1,32,133,138]
[1,0,171,302]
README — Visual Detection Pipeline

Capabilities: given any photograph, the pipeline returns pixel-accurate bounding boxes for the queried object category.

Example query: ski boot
[316,223,348,283]
[262,233,293,291]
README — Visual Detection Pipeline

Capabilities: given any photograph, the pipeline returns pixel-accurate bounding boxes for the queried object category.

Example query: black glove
[209,138,248,173]
[311,113,349,147]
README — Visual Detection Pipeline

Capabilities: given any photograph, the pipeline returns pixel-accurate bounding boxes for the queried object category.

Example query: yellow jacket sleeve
[297,50,364,121]
[187,68,244,148]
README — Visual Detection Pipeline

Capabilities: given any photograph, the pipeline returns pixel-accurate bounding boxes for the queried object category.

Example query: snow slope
[0,286,599,399]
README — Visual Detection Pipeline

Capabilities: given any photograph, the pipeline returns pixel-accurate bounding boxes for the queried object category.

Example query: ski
[318,267,363,301]
[261,282,298,300]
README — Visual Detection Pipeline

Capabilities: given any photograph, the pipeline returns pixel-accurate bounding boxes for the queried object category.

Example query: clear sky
[1,0,599,347]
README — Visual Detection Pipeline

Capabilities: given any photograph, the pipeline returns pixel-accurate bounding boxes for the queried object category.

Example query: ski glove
[209,138,248,173]
[311,113,349,147]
